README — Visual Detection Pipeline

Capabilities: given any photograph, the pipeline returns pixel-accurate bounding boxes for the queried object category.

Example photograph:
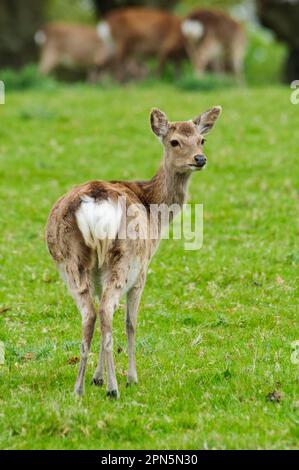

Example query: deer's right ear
[150,108,169,138]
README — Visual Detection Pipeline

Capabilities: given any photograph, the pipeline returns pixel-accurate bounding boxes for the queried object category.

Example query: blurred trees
[0,0,47,69]
[92,0,179,17]
[256,0,299,81]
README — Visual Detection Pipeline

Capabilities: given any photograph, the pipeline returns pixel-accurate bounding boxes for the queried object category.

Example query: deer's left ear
[193,105,222,135]
[150,108,169,138]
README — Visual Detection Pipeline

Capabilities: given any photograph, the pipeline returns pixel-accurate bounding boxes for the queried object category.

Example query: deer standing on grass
[35,23,112,81]
[97,7,186,81]
[181,9,246,78]
[46,106,222,398]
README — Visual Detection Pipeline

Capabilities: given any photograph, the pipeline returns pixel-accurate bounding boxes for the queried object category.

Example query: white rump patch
[181,19,204,41]
[76,196,122,266]
[96,21,115,53]
[76,196,122,243]
[34,30,47,45]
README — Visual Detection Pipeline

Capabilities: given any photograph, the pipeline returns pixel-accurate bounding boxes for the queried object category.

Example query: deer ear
[193,106,222,135]
[150,108,169,138]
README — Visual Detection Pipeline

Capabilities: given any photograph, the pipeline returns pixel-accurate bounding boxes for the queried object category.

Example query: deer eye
[201,138,206,145]
[170,139,180,147]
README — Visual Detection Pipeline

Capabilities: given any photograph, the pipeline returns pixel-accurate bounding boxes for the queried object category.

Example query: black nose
[194,154,207,167]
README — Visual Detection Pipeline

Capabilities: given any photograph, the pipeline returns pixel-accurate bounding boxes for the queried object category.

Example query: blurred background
[0,0,298,88]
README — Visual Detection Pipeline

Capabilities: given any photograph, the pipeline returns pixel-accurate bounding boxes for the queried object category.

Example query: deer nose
[194,154,207,167]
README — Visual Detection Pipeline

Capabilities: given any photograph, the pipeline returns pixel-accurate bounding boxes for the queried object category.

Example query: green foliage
[245,26,287,85]
[48,0,95,23]
[0,82,298,449]
[0,65,57,92]
[176,72,238,91]
[177,0,240,13]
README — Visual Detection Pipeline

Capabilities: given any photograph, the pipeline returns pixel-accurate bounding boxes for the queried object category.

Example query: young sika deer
[46,106,222,398]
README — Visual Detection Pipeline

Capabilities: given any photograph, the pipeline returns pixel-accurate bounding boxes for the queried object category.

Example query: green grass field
[0,81,298,449]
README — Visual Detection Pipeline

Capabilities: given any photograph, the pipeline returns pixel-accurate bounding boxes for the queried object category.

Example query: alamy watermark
[0,81,4,104]
[290,80,299,104]
[81,196,203,250]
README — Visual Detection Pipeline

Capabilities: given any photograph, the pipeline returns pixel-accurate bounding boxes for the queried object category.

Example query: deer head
[150,106,222,173]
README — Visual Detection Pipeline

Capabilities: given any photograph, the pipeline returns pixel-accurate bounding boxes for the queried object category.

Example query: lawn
[0,82,298,449]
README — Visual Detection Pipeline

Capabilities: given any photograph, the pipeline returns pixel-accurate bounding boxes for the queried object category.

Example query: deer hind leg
[157,44,177,77]
[227,40,245,80]
[94,266,127,398]
[92,334,105,387]
[191,36,221,76]
[98,285,123,399]
[111,41,132,82]
[92,254,134,398]
[91,269,105,387]
[208,55,224,74]
[126,272,146,386]
[60,263,96,396]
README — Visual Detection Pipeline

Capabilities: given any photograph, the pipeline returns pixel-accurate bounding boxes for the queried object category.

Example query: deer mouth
[188,163,206,170]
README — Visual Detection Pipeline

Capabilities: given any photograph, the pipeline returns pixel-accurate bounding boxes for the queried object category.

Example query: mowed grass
[0,83,298,449]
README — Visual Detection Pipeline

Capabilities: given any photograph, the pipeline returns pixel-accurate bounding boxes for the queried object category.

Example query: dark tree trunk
[93,0,178,17]
[256,0,299,82]
[285,48,299,83]
[0,0,47,69]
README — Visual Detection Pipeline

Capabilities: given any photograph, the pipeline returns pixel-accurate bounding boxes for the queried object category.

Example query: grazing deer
[181,9,246,77]
[35,23,112,80]
[97,7,186,80]
[46,106,222,398]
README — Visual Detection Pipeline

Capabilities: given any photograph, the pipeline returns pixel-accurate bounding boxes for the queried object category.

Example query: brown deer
[46,106,222,398]
[97,7,186,80]
[181,9,246,77]
[35,23,112,80]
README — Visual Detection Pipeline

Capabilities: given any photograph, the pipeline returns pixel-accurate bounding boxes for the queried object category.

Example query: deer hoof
[74,385,84,397]
[126,375,138,387]
[106,389,119,399]
[91,377,104,387]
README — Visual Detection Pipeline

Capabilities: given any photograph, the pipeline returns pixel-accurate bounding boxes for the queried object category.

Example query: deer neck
[140,154,191,208]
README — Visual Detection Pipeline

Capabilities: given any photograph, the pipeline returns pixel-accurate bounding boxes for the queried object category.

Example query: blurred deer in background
[35,8,246,82]
[35,23,113,81]
[181,9,246,78]
[97,7,186,81]
[35,9,185,82]
[46,106,222,398]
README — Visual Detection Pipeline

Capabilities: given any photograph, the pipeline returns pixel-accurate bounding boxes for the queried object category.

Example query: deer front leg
[126,273,146,386]
[38,46,59,76]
